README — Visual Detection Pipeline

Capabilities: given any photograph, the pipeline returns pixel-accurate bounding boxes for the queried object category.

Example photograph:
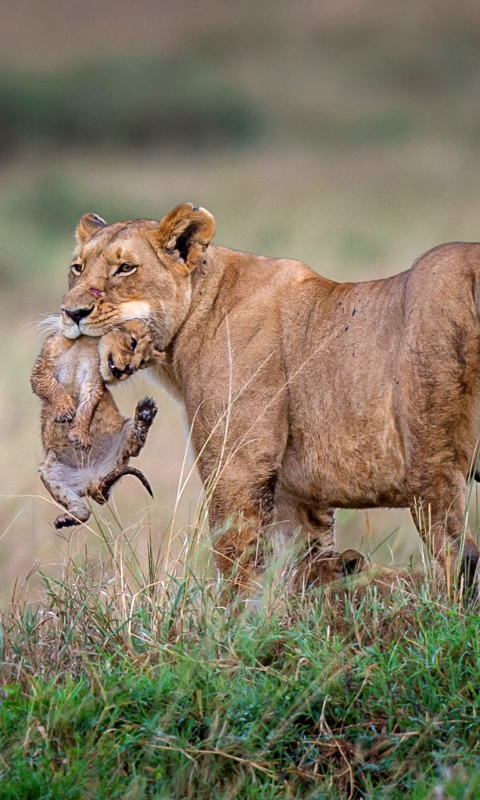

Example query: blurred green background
[2,0,480,599]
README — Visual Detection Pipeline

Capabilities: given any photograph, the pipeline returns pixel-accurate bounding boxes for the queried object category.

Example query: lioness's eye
[70,263,83,276]
[115,263,137,276]
[130,336,137,350]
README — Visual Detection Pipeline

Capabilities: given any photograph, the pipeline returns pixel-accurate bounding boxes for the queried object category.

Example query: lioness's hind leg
[39,453,91,528]
[408,469,479,590]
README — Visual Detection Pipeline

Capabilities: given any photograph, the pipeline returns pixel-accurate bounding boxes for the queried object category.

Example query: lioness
[31,319,161,528]
[58,203,480,590]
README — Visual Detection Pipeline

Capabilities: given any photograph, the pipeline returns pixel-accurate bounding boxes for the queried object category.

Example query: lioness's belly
[280,275,408,509]
[280,400,406,509]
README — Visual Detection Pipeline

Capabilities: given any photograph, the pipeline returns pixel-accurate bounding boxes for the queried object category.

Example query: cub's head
[98,320,165,383]
[61,203,215,347]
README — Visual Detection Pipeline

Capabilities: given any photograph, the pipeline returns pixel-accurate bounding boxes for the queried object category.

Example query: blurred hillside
[2,0,480,597]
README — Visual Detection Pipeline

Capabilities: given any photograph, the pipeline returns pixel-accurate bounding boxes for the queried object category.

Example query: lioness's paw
[135,396,158,426]
[68,428,91,451]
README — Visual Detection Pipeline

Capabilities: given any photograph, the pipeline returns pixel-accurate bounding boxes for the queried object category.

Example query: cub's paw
[54,513,81,529]
[68,427,91,451]
[135,396,158,426]
[53,399,76,423]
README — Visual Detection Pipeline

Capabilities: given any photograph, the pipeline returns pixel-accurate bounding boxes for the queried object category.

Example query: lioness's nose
[62,307,93,325]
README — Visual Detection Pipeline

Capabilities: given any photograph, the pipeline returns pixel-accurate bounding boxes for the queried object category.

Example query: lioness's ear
[76,213,107,245]
[149,203,215,271]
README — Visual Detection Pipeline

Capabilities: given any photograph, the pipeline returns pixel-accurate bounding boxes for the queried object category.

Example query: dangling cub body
[31,319,161,528]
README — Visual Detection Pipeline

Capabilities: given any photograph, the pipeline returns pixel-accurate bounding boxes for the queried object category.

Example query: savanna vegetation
[1,535,480,799]
[2,1,480,796]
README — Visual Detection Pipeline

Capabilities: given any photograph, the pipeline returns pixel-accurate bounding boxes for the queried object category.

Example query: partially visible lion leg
[408,469,479,591]
[278,504,365,591]
[39,452,91,528]
[212,515,267,595]
[208,474,277,595]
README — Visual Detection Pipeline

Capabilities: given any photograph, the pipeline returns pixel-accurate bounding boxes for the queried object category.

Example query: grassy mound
[0,537,479,799]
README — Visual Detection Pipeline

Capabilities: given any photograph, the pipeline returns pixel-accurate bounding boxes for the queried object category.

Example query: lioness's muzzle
[61,306,94,325]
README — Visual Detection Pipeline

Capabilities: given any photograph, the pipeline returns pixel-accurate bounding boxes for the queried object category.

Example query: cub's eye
[70,263,83,276]
[130,336,137,350]
[115,263,137,276]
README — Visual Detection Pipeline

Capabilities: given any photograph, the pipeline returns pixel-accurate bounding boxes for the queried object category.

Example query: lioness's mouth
[60,312,82,339]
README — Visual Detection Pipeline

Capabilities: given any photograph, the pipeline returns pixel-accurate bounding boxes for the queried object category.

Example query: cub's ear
[148,203,215,271]
[151,348,167,364]
[76,213,107,245]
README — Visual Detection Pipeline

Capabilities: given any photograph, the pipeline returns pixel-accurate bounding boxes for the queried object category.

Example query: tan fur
[59,203,480,590]
[31,320,162,528]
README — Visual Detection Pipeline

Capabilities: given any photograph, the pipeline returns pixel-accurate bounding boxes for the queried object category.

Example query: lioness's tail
[91,466,153,504]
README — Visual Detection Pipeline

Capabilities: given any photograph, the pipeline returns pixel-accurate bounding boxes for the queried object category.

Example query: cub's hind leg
[88,397,158,504]
[39,451,90,528]
[118,396,158,463]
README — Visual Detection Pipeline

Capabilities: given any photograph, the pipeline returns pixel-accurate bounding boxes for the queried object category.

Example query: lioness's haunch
[31,320,161,528]
[58,203,480,591]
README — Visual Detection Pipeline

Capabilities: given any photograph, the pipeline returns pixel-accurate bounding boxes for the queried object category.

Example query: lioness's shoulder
[212,244,318,288]
[411,241,480,274]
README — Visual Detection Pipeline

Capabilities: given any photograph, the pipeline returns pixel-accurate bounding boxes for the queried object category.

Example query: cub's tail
[91,466,153,504]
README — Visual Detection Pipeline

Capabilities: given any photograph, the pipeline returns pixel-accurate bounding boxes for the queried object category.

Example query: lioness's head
[61,203,215,347]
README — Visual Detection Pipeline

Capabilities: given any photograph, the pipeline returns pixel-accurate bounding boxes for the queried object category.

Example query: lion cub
[31,319,162,529]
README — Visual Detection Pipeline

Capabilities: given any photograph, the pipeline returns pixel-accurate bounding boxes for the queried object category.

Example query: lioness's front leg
[211,512,270,594]
[208,469,278,595]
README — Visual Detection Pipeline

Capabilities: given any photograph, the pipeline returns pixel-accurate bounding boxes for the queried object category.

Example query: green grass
[1,542,479,799]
